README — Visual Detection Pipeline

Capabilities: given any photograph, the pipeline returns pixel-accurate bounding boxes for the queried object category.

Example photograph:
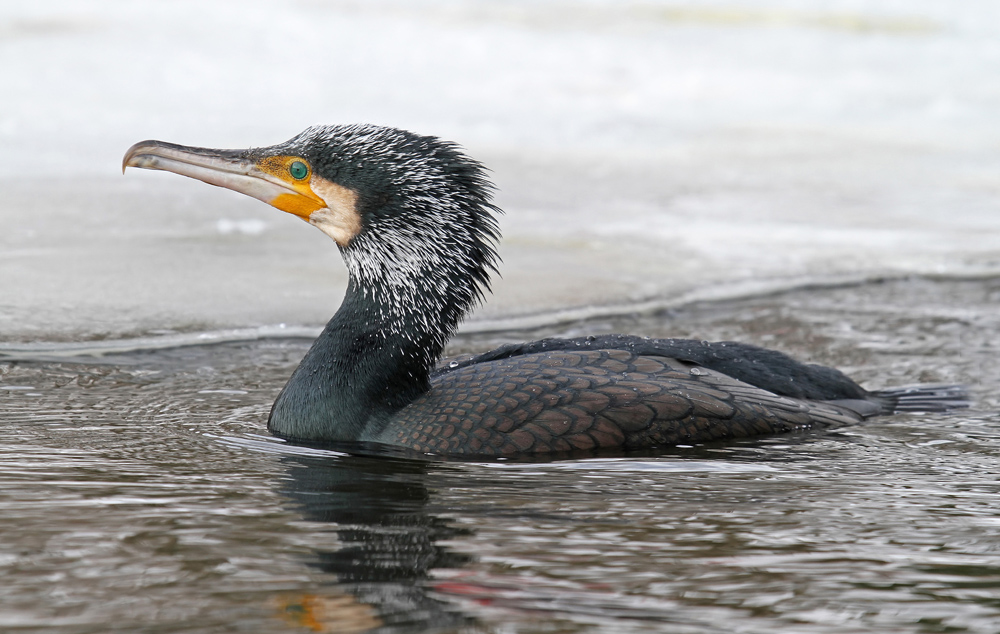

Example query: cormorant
[123,125,966,457]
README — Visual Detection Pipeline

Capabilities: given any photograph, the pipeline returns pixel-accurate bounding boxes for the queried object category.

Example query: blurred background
[1,0,998,343]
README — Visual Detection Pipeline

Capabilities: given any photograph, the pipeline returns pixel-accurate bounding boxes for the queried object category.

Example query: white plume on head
[281,124,502,360]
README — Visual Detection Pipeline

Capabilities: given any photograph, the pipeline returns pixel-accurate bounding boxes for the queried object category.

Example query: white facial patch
[308,176,362,246]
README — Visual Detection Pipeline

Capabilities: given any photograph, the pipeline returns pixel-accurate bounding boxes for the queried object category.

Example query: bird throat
[267,249,468,444]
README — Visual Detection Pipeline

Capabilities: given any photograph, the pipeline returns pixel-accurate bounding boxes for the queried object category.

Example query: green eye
[289,161,308,180]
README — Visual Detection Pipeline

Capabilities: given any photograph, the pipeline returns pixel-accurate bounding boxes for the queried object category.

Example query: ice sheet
[1,0,998,342]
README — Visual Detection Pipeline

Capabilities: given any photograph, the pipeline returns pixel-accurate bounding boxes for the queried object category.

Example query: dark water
[2,276,999,633]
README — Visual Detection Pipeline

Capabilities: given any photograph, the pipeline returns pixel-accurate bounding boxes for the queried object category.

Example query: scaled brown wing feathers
[376,350,865,457]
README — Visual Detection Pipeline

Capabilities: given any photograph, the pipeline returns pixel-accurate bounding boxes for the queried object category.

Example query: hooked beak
[122,140,327,219]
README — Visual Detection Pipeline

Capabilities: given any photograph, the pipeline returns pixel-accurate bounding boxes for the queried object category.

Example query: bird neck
[267,144,500,444]
[267,250,474,444]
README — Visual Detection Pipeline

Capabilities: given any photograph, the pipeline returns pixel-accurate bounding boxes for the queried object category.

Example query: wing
[442,334,871,401]
[375,349,865,457]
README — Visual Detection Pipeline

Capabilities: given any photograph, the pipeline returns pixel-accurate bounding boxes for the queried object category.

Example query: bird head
[124,125,501,315]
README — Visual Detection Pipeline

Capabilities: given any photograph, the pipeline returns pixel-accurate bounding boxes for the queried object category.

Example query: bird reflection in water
[273,454,474,633]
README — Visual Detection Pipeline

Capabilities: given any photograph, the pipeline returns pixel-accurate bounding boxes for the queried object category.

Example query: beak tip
[122,140,160,175]
[122,145,137,175]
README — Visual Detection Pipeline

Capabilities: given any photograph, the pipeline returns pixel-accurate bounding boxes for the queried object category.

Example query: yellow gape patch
[270,192,325,218]
[256,155,326,219]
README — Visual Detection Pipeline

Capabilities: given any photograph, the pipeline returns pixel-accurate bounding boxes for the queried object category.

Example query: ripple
[2,277,999,633]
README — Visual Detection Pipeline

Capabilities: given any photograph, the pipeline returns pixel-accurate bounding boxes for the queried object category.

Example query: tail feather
[875,384,971,414]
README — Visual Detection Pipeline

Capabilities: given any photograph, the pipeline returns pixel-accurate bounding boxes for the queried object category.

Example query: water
[3,276,999,633]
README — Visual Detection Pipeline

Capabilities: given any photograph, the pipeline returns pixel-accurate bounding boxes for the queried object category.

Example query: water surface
[2,276,999,633]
